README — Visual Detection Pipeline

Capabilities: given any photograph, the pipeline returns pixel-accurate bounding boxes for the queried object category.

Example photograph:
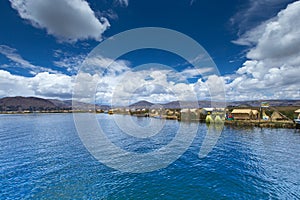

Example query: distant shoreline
[1,112,298,129]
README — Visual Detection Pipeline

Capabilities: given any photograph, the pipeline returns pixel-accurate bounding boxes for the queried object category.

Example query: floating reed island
[109,106,300,129]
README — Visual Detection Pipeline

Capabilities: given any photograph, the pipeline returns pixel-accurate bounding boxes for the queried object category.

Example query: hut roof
[231,109,252,114]
[271,111,284,120]
[202,108,214,112]
[295,109,300,113]
[180,109,189,113]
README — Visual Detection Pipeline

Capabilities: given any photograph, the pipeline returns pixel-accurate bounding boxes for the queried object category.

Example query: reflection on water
[0,114,299,199]
[199,123,224,158]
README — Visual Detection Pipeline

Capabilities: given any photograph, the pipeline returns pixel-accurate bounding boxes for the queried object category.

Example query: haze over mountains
[0,96,300,112]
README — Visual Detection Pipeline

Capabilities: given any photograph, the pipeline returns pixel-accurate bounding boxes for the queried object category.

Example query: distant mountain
[48,99,72,108]
[131,99,300,109]
[161,101,180,109]
[161,101,199,109]
[0,96,299,112]
[71,100,111,110]
[161,101,214,109]
[0,96,110,112]
[129,100,225,109]
[0,96,58,111]
[227,100,300,107]
[129,100,154,108]
[96,105,111,111]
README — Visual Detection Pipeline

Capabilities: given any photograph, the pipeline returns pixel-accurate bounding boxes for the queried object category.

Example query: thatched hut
[180,108,200,121]
[231,109,259,120]
[271,111,285,121]
[251,110,259,120]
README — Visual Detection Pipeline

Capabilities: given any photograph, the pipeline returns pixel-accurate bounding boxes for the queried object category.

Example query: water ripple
[0,114,299,199]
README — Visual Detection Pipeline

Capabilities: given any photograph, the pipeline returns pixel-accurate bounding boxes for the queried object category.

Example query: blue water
[0,114,299,199]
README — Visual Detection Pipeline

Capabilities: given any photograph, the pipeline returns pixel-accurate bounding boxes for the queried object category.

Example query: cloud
[0,45,57,75]
[0,56,133,102]
[0,70,73,99]
[97,9,119,21]
[1,65,211,104]
[190,0,196,6]
[228,0,300,100]
[30,72,73,98]
[9,0,110,42]
[0,45,36,70]
[103,68,204,105]
[114,0,129,7]
[179,67,213,79]
[247,2,300,60]
[0,70,34,97]
[53,52,86,74]
[3,0,300,105]
[231,0,295,36]
[0,56,230,104]
[231,22,269,46]
[71,59,207,105]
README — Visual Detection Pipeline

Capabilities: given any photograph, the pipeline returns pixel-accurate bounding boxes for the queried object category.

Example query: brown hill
[0,96,58,111]
[0,96,109,112]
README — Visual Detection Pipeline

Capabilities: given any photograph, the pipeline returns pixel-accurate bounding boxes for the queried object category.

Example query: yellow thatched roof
[271,111,284,120]
[231,109,252,114]
[295,109,300,113]
[251,110,259,115]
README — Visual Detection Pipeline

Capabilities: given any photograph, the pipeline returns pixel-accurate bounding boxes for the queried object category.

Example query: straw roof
[180,109,189,112]
[271,111,284,120]
[251,110,259,115]
[202,108,214,112]
[231,109,252,114]
[295,109,300,113]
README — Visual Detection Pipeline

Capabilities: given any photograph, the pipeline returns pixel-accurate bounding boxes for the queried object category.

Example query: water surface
[0,114,299,199]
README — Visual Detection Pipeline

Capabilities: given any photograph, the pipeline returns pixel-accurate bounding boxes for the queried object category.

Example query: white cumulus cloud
[3,0,300,104]
[9,0,110,42]
[228,0,300,100]
[0,70,73,99]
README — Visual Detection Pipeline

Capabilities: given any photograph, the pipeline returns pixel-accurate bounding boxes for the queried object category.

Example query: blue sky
[0,0,299,104]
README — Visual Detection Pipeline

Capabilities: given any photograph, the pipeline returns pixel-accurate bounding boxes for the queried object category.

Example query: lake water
[0,114,299,199]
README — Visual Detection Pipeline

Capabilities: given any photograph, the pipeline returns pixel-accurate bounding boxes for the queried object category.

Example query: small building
[231,109,259,120]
